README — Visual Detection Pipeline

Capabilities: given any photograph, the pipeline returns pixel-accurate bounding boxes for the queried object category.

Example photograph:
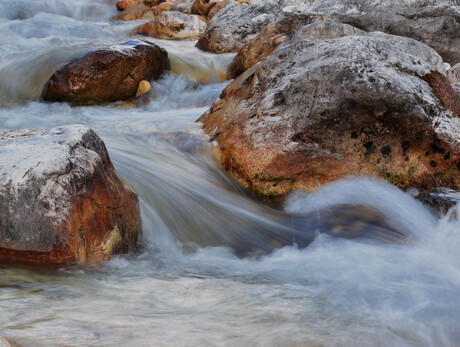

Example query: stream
[0,0,460,346]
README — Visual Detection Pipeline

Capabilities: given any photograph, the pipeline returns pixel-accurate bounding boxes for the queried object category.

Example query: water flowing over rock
[196,2,284,53]
[199,35,460,200]
[133,11,207,40]
[230,19,448,78]
[41,40,169,105]
[300,0,460,65]
[0,125,140,264]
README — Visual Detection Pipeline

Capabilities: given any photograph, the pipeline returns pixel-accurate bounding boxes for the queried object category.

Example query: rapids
[0,0,460,346]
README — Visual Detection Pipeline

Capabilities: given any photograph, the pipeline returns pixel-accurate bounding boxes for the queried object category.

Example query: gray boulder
[196,2,284,53]
[300,0,460,65]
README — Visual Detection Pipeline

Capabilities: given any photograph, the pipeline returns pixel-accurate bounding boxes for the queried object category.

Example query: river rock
[207,0,237,19]
[196,2,284,53]
[153,2,176,15]
[114,4,154,21]
[191,0,217,16]
[0,125,141,264]
[229,14,324,78]
[116,0,144,11]
[300,0,460,65]
[448,64,460,97]
[41,40,169,105]
[133,11,207,39]
[231,19,447,79]
[198,35,460,200]
[416,188,460,216]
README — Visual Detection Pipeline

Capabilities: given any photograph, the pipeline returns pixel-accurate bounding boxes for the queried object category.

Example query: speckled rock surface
[199,35,460,200]
[133,11,207,40]
[231,19,448,78]
[448,63,460,97]
[41,40,169,105]
[0,125,141,264]
[300,0,460,65]
[196,2,284,53]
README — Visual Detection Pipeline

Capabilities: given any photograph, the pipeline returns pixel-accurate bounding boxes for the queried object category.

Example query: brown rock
[229,14,321,78]
[196,2,284,53]
[145,0,164,6]
[153,2,176,15]
[198,35,460,200]
[191,0,217,16]
[114,4,152,21]
[41,40,169,105]
[133,11,207,40]
[0,125,141,264]
[116,0,143,11]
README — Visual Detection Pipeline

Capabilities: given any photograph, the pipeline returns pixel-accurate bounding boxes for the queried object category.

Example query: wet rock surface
[196,2,284,53]
[231,19,448,78]
[300,0,460,65]
[199,35,460,200]
[416,188,460,216]
[0,125,141,264]
[41,40,169,105]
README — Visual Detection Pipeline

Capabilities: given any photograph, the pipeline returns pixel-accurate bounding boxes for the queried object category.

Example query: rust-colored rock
[153,2,176,15]
[0,125,141,264]
[41,40,169,105]
[229,14,321,78]
[191,0,217,16]
[116,0,143,11]
[114,4,153,21]
[199,35,460,200]
[133,11,206,40]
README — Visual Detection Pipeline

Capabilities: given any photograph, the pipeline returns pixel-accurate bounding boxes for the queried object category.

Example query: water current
[0,0,459,346]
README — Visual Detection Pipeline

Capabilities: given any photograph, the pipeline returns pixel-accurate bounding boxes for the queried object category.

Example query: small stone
[136,80,152,97]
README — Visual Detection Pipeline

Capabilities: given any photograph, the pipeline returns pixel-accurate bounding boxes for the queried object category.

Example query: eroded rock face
[199,35,460,200]
[231,19,447,78]
[196,2,284,53]
[0,125,140,264]
[301,0,460,65]
[133,11,207,40]
[41,40,169,105]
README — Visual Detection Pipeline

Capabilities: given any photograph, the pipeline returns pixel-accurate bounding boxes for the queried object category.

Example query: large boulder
[196,2,284,53]
[198,35,460,200]
[0,125,140,264]
[133,11,207,40]
[301,0,460,65]
[230,19,447,78]
[41,40,169,105]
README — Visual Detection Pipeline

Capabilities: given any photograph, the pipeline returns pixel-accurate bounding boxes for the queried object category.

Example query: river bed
[0,0,460,346]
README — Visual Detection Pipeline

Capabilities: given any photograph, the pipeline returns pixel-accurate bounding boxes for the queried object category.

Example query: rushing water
[1,0,460,346]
